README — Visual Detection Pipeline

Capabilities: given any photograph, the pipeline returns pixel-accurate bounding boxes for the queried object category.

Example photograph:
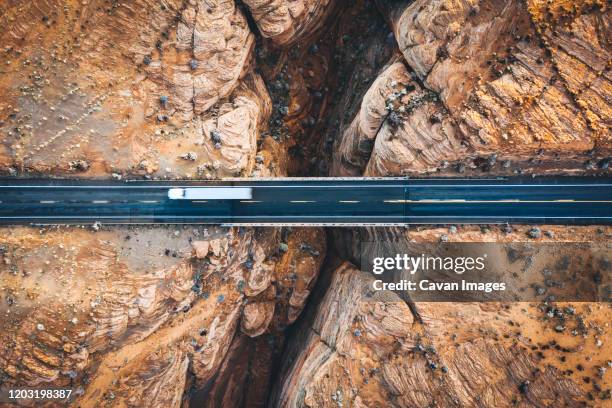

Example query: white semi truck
[167,187,253,200]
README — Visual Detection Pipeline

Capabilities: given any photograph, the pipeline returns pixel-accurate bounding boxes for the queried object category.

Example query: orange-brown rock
[333,60,464,176]
[0,226,325,406]
[0,0,270,179]
[272,248,611,407]
[330,0,611,176]
[0,0,610,406]
[242,0,336,45]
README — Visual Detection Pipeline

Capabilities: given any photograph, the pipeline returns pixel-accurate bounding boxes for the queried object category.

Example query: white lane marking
[2,183,611,188]
[139,200,159,204]
[39,200,56,204]
[92,200,109,204]
[240,200,262,203]
[338,200,360,203]
[408,200,610,203]
[290,200,316,203]
[1,215,610,219]
[396,184,612,188]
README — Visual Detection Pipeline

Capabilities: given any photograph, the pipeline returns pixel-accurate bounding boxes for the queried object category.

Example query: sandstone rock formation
[272,226,611,407]
[0,0,610,406]
[0,0,270,178]
[332,60,463,176]
[0,226,325,407]
[331,0,611,176]
[243,0,336,45]
[270,0,611,405]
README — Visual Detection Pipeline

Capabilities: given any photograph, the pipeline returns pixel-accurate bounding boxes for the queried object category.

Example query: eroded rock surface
[0,226,325,406]
[0,0,610,406]
[0,0,270,178]
[243,0,336,45]
[332,60,463,176]
[330,0,611,176]
[272,227,611,407]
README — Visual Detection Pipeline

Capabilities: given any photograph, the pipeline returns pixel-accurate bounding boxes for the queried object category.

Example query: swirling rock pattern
[0,0,263,179]
[331,0,611,176]
[242,0,336,45]
[0,226,325,407]
[272,226,611,407]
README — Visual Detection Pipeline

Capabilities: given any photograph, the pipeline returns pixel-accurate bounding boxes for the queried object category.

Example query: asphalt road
[0,177,610,225]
